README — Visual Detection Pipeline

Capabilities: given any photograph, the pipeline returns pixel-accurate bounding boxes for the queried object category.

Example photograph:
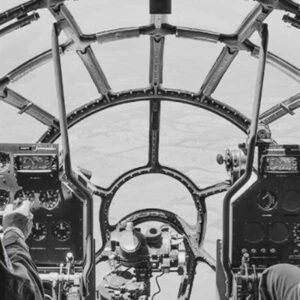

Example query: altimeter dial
[31,222,47,241]
[257,191,277,211]
[52,221,72,241]
[39,190,60,210]
[15,190,36,202]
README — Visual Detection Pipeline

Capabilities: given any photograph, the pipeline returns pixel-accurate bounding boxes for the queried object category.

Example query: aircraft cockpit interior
[0,0,300,299]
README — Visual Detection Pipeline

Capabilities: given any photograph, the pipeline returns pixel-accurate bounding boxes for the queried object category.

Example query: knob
[216,154,224,165]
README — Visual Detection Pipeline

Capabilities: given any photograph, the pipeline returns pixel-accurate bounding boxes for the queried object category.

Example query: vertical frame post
[52,22,95,300]
[221,23,269,297]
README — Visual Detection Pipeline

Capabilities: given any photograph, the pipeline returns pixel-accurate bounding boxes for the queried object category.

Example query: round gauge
[0,190,10,209]
[19,156,34,170]
[31,222,47,241]
[0,152,10,173]
[293,224,300,244]
[242,223,265,243]
[257,191,277,211]
[39,190,60,210]
[15,190,35,202]
[282,190,300,212]
[269,222,289,243]
[52,221,72,241]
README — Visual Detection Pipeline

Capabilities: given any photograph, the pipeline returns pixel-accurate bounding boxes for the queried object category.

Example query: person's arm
[3,201,44,300]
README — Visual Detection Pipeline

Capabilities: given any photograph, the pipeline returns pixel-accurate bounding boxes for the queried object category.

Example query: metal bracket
[0,77,9,98]
[280,102,295,115]
[18,102,33,114]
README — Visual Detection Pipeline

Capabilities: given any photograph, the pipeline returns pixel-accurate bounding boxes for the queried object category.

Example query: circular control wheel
[0,190,10,209]
[31,222,47,241]
[257,191,277,211]
[39,190,60,210]
[52,221,72,241]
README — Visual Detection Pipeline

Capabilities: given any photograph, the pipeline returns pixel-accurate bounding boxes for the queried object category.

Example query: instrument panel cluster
[0,144,83,266]
[231,144,300,270]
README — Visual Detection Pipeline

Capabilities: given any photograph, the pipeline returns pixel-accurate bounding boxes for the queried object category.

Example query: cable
[151,272,164,300]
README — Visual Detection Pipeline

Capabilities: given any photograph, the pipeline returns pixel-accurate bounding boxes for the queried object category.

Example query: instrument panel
[15,154,57,172]
[0,144,83,267]
[231,144,300,270]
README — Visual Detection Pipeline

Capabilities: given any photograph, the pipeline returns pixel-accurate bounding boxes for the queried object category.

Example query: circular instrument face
[31,222,47,241]
[15,190,36,202]
[269,222,289,243]
[0,190,10,209]
[282,190,300,212]
[257,191,277,211]
[0,152,10,173]
[242,223,265,243]
[39,190,60,210]
[19,156,34,170]
[52,221,72,241]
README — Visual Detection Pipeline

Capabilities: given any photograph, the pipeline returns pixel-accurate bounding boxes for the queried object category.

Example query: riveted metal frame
[1,1,300,298]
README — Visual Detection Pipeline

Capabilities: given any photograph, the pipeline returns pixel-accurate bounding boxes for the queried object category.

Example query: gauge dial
[0,152,10,173]
[16,155,56,171]
[52,221,72,241]
[257,191,277,211]
[39,190,60,210]
[18,156,34,170]
[31,222,47,241]
[282,190,300,212]
[269,222,289,243]
[0,190,10,209]
[15,190,35,202]
[243,223,265,243]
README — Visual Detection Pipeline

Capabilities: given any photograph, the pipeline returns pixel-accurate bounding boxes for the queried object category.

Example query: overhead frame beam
[77,46,111,96]
[50,4,111,97]
[200,47,238,97]
[255,0,300,15]
[149,14,167,87]
[199,4,271,97]
[5,41,71,83]
[0,0,65,26]
[249,42,300,82]
[260,92,300,124]
[96,27,142,44]
[0,88,59,128]
[176,27,220,43]
[0,13,39,38]
[0,1,299,144]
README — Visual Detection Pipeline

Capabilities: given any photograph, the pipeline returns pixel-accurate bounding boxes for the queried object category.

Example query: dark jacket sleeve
[2,223,44,300]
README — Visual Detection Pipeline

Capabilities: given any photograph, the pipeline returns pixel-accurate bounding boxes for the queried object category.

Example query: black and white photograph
[0,0,300,299]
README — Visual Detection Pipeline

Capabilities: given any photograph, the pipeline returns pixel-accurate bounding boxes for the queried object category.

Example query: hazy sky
[1,2,300,299]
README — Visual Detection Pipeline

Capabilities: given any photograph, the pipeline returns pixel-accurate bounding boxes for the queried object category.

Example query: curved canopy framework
[1,0,300,298]
[0,1,300,141]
